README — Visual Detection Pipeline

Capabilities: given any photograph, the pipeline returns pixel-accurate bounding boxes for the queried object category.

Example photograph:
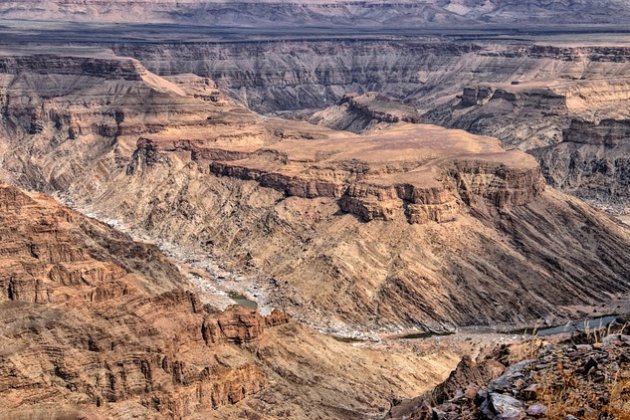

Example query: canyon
[0,4,629,419]
[14,27,620,211]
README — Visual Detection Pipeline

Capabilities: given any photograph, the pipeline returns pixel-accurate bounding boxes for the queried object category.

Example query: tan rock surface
[0,181,266,417]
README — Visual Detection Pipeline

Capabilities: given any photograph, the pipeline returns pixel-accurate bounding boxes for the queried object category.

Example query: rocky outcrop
[202,306,289,345]
[425,80,630,208]
[533,118,630,209]
[0,54,144,80]
[340,93,420,124]
[308,93,421,133]
[461,86,495,107]
[431,356,506,406]
[207,156,544,224]
[452,160,547,209]
[174,124,547,225]
[388,321,630,419]
[563,118,630,147]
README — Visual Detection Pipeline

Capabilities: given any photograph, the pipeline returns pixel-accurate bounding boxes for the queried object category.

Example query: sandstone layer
[0,181,272,418]
[426,79,630,211]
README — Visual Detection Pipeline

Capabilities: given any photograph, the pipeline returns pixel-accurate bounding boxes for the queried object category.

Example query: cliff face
[564,119,630,147]
[200,125,545,225]
[424,85,571,151]
[1,50,629,333]
[108,41,630,116]
[112,40,482,113]
[0,182,182,304]
[426,79,630,210]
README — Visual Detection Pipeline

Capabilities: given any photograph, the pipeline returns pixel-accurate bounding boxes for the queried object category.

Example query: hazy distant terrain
[3,0,630,27]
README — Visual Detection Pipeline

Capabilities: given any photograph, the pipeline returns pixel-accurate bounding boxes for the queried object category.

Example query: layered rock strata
[0,50,629,332]
[0,182,289,418]
[429,81,630,208]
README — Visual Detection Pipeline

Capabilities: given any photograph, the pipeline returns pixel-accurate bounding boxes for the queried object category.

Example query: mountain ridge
[3,0,630,27]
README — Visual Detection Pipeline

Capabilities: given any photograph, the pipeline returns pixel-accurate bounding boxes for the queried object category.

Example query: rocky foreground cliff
[388,319,630,419]
[0,181,274,417]
[0,50,628,334]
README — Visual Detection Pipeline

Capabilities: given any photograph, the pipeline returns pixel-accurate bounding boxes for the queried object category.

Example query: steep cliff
[533,118,630,209]
[3,0,630,26]
[201,123,545,225]
[425,79,630,210]
[107,41,630,116]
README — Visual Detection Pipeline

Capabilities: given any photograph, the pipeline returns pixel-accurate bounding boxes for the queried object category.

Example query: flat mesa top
[213,123,539,188]
[258,124,536,167]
